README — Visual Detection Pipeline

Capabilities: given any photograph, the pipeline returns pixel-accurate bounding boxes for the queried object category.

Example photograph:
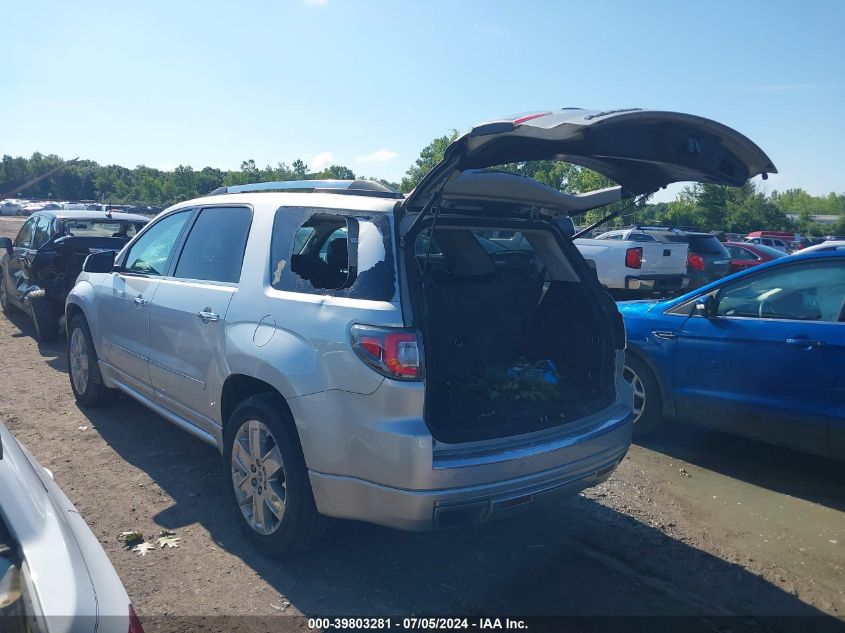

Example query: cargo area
[409,223,614,443]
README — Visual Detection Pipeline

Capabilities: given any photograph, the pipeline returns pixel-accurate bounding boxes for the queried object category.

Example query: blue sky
[2,0,842,200]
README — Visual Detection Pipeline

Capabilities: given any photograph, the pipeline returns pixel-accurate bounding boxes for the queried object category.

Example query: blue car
[618,251,845,460]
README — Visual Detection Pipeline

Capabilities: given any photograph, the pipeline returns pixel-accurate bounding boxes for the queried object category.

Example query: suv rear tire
[68,314,118,406]
[223,394,326,557]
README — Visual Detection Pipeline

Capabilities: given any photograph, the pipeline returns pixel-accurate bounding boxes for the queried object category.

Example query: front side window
[174,207,252,283]
[123,210,192,276]
[716,260,845,322]
[31,215,52,249]
[14,217,37,248]
[270,207,395,301]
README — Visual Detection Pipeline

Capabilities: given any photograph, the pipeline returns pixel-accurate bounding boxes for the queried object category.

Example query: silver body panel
[0,422,130,632]
[67,190,633,531]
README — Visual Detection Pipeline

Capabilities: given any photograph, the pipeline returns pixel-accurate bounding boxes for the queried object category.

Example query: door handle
[197,309,220,323]
[785,338,822,349]
[133,296,149,307]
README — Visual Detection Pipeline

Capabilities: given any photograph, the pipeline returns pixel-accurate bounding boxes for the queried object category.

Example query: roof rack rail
[209,179,404,199]
[635,225,687,234]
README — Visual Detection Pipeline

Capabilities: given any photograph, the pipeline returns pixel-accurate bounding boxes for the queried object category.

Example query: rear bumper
[624,274,688,292]
[308,408,632,531]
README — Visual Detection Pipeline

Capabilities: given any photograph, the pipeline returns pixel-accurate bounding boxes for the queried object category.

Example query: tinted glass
[14,217,37,248]
[31,215,52,249]
[174,207,252,283]
[688,235,729,255]
[124,211,192,276]
[628,233,656,242]
[716,260,845,322]
[728,246,756,261]
[753,244,788,259]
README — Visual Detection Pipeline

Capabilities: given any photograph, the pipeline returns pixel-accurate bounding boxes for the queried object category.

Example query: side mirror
[695,295,717,318]
[0,237,12,253]
[83,250,116,273]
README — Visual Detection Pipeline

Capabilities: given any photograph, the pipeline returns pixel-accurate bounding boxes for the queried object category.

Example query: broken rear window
[270,207,396,302]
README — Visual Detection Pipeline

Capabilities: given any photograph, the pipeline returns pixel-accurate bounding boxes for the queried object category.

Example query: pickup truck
[574,228,689,298]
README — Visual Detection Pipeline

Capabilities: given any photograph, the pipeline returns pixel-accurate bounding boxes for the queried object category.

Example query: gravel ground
[0,215,842,630]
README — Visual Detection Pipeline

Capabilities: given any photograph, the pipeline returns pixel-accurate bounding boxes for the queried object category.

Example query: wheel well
[65,303,84,330]
[624,347,669,413]
[220,375,289,427]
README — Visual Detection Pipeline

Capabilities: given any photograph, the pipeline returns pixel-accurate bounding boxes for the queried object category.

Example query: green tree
[400,130,459,193]
[315,165,356,180]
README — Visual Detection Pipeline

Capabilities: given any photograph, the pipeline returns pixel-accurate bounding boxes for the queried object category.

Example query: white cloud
[355,148,399,163]
[303,0,327,6]
[311,151,333,170]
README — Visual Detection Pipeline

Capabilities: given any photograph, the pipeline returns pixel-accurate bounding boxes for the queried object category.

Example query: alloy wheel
[231,419,287,535]
[69,327,89,394]
[623,364,646,425]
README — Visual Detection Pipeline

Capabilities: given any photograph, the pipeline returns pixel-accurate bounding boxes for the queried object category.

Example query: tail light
[128,605,145,633]
[350,324,423,381]
[688,253,705,271]
[625,247,643,269]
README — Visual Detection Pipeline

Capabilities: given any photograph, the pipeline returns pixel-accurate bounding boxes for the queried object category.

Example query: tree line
[3,137,844,236]
[0,153,399,209]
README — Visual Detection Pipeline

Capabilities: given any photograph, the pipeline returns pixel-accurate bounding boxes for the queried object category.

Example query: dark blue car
[618,251,845,460]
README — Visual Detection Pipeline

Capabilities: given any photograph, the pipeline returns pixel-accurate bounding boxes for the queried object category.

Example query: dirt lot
[0,215,843,629]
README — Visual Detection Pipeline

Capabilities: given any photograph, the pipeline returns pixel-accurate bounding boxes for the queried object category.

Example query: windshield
[60,218,146,238]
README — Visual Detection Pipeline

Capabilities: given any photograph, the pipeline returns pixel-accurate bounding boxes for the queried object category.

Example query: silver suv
[64,108,775,555]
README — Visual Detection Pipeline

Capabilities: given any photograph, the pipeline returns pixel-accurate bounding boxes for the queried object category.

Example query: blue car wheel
[623,354,663,436]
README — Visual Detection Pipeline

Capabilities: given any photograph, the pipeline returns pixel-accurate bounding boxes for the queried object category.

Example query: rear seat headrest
[433,229,495,276]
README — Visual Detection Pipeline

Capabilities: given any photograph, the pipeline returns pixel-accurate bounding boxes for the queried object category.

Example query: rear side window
[174,207,252,283]
[728,246,757,261]
[270,207,396,301]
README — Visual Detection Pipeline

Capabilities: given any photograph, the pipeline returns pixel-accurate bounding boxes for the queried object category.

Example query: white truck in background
[574,227,690,298]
